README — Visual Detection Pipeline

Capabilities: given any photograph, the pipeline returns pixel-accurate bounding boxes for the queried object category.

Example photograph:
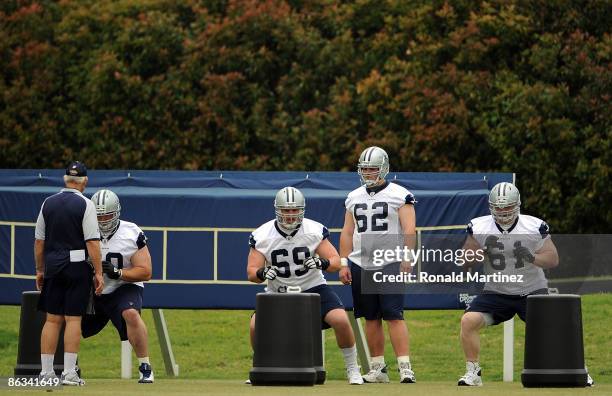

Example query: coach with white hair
[34,161,104,386]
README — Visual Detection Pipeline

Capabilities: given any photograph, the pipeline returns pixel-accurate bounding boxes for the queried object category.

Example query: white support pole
[503,173,517,383]
[152,309,179,376]
[321,330,325,368]
[503,317,514,382]
[348,312,371,372]
[121,340,132,379]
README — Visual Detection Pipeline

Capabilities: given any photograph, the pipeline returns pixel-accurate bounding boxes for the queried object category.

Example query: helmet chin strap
[498,222,511,231]
[496,212,519,231]
[365,177,385,187]
[278,221,299,234]
[278,223,292,233]
[100,220,119,239]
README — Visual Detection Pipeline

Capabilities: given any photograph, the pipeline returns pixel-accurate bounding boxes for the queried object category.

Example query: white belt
[69,249,86,262]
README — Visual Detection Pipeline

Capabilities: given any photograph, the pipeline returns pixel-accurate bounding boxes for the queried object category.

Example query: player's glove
[303,257,330,271]
[102,260,122,280]
[257,266,278,281]
[513,243,535,264]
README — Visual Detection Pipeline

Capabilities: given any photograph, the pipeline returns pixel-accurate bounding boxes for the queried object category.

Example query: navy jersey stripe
[322,226,330,240]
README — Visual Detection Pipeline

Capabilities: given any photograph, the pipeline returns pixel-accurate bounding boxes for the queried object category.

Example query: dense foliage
[1,0,610,232]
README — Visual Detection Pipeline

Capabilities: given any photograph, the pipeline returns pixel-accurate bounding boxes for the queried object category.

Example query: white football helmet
[274,187,305,231]
[489,182,521,230]
[91,189,121,238]
[358,146,389,187]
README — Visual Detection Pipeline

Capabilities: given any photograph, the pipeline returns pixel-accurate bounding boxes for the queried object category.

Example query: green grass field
[1,294,610,395]
[5,380,612,396]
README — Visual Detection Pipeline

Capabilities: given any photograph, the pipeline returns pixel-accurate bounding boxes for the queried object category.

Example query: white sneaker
[138,363,154,384]
[61,370,85,386]
[244,379,251,385]
[398,362,416,383]
[38,371,58,382]
[362,362,390,383]
[347,366,364,385]
[587,374,594,387]
[458,369,483,386]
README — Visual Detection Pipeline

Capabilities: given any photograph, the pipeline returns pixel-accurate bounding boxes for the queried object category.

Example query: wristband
[256,267,265,281]
[320,258,330,271]
[340,258,348,267]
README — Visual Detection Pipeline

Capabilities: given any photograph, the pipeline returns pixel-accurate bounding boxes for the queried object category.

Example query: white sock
[371,355,385,366]
[341,346,358,370]
[397,355,411,368]
[467,361,480,372]
[138,357,150,365]
[41,354,54,374]
[64,352,77,373]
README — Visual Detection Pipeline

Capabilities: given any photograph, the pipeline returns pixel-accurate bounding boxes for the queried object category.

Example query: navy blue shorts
[38,262,93,316]
[82,284,144,341]
[304,284,345,330]
[350,262,404,321]
[466,289,549,325]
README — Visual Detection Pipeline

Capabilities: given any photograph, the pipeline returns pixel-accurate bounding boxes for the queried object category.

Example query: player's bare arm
[339,210,355,284]
[246,247,267,283]
[86,239,104,295]
[460,234,485,270]
[398,204,416,271]
[121,245,153,282]
[314,239,341,272]
[532,238,559,269]
[34,239,45,290]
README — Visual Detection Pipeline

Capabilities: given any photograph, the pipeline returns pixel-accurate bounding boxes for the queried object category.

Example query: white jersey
[468,214,550,295]
[345,182,415,268]
[249,218,329,293]
[101,220,148,294]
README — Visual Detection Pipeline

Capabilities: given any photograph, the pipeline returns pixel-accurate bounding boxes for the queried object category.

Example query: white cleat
[347,367,364,385]
[362,362,390,383]
[458,369,483,386]
[587,373,594,387]
[399,362,416,383]
[38,371,58,383]
[138,363,154,384]
[61,370,85,386]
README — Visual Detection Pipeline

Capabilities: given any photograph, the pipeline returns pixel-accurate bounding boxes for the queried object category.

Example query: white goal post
[120,309,179,378]
[503,318,514,382]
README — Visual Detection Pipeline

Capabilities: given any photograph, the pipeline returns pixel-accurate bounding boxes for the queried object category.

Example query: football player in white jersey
[247,187,364,385]
[81,190,154,383]
[339,146,417,384]
[457,182,560,386]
